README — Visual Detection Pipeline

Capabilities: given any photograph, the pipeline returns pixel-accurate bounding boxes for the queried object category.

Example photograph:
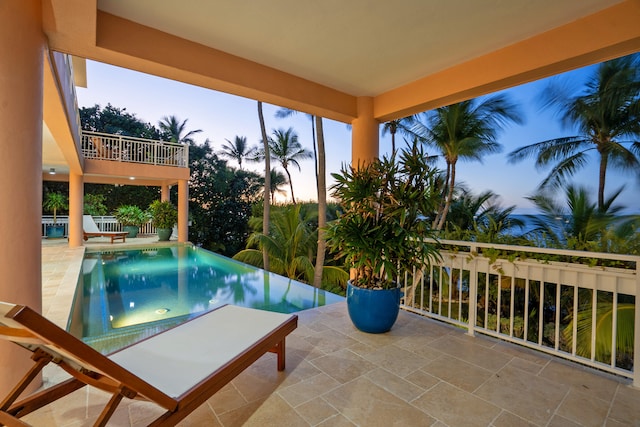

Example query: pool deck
[31,237,640,426]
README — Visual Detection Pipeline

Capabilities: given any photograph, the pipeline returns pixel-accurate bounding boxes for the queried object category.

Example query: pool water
[68,245,343,353]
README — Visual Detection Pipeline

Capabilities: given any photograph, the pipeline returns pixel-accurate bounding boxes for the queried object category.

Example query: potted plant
[114,205,148,237]
[43,192,68,238]
[326,143,441,333]
[148,200,178,241]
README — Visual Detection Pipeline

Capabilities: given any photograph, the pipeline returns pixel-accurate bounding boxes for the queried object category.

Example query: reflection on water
[70,246,342,351]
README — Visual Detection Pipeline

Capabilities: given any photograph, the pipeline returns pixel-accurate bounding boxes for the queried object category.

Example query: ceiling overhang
[43,0,640,125]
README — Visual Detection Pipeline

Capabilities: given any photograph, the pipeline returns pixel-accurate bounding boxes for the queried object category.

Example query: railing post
[154,142,158,165]
[466,243,477,337]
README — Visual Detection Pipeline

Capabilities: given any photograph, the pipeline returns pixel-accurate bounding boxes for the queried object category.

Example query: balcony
[81,130,188,167]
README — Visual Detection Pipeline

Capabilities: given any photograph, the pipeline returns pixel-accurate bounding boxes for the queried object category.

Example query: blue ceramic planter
[347,281,401,333]
[46,225,65,239]
[123,225,139,238]
[157,228,172,241]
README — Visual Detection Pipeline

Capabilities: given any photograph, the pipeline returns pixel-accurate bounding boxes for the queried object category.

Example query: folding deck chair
[0,302,297,426]
[82,215,128,244]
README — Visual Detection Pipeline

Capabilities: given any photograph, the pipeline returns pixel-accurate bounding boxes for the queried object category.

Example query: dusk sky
[76,60,640,214]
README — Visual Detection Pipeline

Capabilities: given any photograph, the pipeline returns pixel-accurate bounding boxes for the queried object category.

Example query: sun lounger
[0,302,297,426]
[82,215,128,243]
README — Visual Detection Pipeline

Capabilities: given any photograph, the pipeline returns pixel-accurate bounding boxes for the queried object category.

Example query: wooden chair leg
[275,339,286,371]
[93,386,136,427]
[0,349,52,411]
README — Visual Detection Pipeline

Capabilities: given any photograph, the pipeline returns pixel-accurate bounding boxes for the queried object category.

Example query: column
[351,96,379,166]
[177,179,188,242]
[161,184,169,202]
[0,0,45,395]
[68,172,84,247]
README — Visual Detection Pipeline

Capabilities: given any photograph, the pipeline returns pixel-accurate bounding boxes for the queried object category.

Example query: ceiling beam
[47,10,358,123]
[374,0,640,122]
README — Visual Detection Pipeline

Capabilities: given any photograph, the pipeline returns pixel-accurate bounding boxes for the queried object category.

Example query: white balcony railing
[42,215,157,237]
[400,239,640,385]
[81,131,188,167]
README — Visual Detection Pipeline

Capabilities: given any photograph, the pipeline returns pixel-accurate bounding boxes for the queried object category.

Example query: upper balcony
[81,130,188,167]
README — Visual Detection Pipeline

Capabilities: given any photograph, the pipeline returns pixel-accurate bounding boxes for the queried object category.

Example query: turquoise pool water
[68,245,343,352]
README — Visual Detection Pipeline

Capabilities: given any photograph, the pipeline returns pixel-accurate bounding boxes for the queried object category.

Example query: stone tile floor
[29,238,640,426]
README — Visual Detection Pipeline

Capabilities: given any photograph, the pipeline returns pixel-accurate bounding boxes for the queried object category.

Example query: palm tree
[381,115,417,154]
[525,184,624,250]
[414,96,524,230]
[233,205,347,285]
[275,108,318,187]
[508,54,640,211]
[158,115,202,144]
[268,168,288,204]
[219,136,256,169]
[274,108,328,288]
[262,127,312,204]
[445,188,524,242]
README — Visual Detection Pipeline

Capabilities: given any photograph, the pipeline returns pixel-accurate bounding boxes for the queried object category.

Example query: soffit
[97,0,623,96]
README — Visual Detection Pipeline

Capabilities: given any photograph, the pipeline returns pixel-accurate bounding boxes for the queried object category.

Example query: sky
[76,60,640,214]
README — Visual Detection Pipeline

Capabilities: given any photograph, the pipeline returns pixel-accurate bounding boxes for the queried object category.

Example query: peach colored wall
[0,0,45,395]
[44,54,83,174]
[161,184,169,202]
[178,180,188,242]
[351,97,379,166]
[83,159,190,183]
[69,172,84,247]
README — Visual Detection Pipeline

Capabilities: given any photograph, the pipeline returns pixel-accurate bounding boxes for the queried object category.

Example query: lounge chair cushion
[109,305,295,398]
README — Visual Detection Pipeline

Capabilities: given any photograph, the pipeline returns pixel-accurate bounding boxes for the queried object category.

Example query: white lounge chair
[0,302,297,426]
[82,215,128,243]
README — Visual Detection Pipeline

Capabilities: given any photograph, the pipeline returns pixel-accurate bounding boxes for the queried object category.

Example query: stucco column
[161,184,170,202]
[351,96,379,166]
[177,179,188,242]
[68,172,84,247]
[0,0,45,395]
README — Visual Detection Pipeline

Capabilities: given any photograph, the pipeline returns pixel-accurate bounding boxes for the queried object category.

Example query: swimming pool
[68,245,343,353]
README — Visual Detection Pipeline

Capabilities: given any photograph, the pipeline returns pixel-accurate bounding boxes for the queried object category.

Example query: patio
[30,239,640,426]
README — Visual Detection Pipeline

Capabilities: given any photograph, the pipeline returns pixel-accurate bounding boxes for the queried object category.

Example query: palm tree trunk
[598,153,608,211]
[258,101,270,271]
[437,162,456,230]
[433,163,451,229]
[284,167,296,204]
[311,116,318,189]
[313,116,326,288]
[391,130,396,155]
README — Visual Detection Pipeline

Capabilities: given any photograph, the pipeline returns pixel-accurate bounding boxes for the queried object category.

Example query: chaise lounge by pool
[68,245,343,353]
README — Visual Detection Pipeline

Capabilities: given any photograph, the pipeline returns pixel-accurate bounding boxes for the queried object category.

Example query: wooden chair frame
[0,303,297,426]
[82,215,128,244]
